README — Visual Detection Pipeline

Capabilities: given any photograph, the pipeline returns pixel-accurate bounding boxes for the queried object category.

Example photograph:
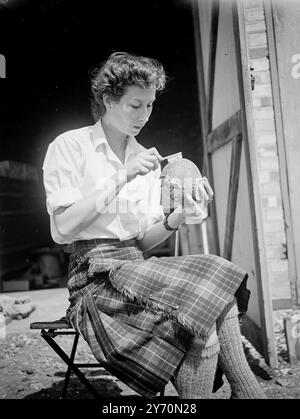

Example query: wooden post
[284,314,300,365]
[232,0,277,367]
[192,0,220,255]
[223,133,243,260]
[175,230,180,257]
[264,0,299,308]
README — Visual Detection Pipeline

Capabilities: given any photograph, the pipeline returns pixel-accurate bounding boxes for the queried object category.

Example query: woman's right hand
[125,147,162,181]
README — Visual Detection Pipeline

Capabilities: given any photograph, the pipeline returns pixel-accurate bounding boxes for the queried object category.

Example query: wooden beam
[207,0,220,133]
[192,0,220,255]
[207,111,242,153]
[232,0,277,367]
[223,133,243,260]
[283,316,300,364]
[264,0,299,307]
[205,0,220,255]
[191,0,209,170]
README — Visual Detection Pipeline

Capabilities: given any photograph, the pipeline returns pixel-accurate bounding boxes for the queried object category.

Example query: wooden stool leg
[41,330,101,400]
[159,388,165,397]
[61,333,79,399]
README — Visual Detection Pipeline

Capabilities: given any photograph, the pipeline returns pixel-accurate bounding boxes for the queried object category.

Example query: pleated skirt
[66,238,250,398]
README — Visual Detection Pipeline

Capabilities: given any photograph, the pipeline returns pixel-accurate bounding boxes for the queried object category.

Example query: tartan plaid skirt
[66,238,250,398]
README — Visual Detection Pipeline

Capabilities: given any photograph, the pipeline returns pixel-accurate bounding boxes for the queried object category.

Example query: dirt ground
[1,288,300,400]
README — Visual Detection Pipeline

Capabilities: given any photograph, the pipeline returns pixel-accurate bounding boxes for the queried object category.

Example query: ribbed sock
[173,338,220,399]
[216,302,267,399]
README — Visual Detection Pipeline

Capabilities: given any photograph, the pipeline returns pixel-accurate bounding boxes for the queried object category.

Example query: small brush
[161,152,183,163]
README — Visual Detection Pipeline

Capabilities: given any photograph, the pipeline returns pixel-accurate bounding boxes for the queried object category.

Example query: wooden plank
[233,0,277,367]
[207,111,242,153]
[264,0,299,307]
[207,0,220,134]
[206,0,222,257]
[192,0,209,171]
[192,0,220,254]
[283,315,300,364]
[223,133,243,260]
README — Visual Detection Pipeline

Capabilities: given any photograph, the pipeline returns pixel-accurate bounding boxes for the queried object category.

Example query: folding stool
[30,317,165,399]
[30,317,105,399]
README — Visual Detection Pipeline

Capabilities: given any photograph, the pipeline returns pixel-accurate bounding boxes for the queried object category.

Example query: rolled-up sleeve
[42,135,84,215]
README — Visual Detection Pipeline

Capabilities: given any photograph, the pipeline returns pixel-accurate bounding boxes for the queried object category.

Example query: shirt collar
[91,119,139,160]
[91,119,109,149]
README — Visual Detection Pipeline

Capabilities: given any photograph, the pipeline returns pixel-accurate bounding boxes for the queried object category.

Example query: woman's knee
[216,299,238,329]
[206,325,218,346]
[193,324,218,347]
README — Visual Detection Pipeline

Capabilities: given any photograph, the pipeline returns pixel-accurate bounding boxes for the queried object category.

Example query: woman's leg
[173,325,220,399]
[216,301,267,399]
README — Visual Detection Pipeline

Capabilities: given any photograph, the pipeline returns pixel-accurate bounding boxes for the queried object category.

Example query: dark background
[0,0,202,169]
[0,0,204,286]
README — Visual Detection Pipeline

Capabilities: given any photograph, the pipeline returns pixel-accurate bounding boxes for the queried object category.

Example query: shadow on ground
[22,372,178,399]
[23,374,123,399]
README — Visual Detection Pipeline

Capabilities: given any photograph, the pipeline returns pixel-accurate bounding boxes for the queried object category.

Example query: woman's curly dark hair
[89,51,167,121]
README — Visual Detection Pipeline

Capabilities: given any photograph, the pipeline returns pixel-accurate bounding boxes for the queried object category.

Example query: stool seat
[30,318,165,399]
[30,317,103,399]
[30,317,72,330]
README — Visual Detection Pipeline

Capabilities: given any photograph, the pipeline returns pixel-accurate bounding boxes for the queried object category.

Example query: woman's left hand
[167,176,214,225]
[173,192,207,222]
[170,176,214,211]
[193,177,214,208]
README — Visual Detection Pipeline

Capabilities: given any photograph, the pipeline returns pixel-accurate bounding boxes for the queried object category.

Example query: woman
[42,51,266,399]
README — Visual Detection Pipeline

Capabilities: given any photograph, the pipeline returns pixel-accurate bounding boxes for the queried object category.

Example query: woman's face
[105,85,156,136]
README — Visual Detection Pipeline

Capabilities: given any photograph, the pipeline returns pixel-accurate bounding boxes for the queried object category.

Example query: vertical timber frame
[192,0,220,255]
[264,0,299,308]
[206,111,243,260]
[232,0,277,366]
[192,0,277,366]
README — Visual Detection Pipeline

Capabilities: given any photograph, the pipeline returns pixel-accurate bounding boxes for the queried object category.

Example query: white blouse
[42,120,164,244]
